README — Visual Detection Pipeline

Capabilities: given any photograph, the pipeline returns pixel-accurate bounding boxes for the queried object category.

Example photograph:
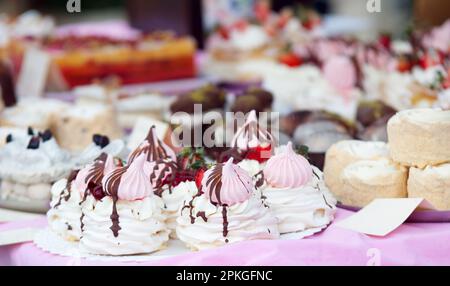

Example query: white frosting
[391,40,413,55]
[262,167,336,234]
[390,108,450,125]
[332,140,390,159]
[0,133,72,184]
[438,89,450,110]
[10,10,54,38]
[412,65,447,88]
[237,159,264,177]
[342,159,401,183]
[176,195,279,251]
[161,181,198,237]
[47,179,85,241]
[229,25,269,52]
[80,196,169,255]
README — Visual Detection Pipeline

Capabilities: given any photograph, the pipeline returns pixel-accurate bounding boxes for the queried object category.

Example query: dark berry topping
[91,185,106,200]
[5,134,12,143]
[93,134,110,148]
[27,127,34,136]
[39,129,53,142]
[27,136,40,149]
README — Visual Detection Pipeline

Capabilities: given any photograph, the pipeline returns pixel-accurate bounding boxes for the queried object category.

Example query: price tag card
[15,47,51,99]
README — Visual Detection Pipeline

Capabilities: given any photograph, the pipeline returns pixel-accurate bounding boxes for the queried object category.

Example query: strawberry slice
[245,144,272,163]
[378,34,391,50]
[217,26,230,40]
[419,52,443,69]
[195,169,206,189]
[279,53,302,67]
[233,19,248,32]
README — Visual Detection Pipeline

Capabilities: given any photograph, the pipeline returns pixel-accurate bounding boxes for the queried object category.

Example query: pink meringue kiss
[103,153,154,201]
[231,110,275,152]
[201,158,253,206]
[73,153,116,195]
[263,142,312,188]
[128,125,176,163]
[323,56,357,92]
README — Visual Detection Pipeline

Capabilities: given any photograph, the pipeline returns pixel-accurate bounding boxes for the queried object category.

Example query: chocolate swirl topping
[128,126,171,163]
[205,164,224,206]
[103,166,128,237]
[54,169,80,209]
[151,160,178,196]
[80,153,109,204]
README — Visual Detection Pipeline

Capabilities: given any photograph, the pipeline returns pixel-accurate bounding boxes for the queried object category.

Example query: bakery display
[387,108,450,168]
[176,158,279,250]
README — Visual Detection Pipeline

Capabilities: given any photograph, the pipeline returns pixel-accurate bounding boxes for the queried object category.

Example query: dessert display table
[1,208,449,266]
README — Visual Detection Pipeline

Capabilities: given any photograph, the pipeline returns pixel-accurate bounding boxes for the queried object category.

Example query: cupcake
[176,158,279,251]
[230,87,274,114]
[0,128,72,207]
[80,153,169,256]
[261,142,336,234]
[47,153,120,241]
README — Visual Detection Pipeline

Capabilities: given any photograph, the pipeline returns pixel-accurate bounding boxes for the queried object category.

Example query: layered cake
[408,164,450,211]
[340,159,408,207]
[387,108,450,168]
[324,140,390,203]
[80,153,169,255]
[52,104,122,151]
[261,142,336,234]
[0,128,72,208]
[11,32,196,89]
[176,158,279,250]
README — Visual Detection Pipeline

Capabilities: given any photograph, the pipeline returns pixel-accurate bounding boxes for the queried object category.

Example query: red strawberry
[419,52,442,69]
[397,57,413,73]
[90,185,105,200]
[276,9,292,29]
[302,14,321,31]
[233,19,248,32]
[245,144,272,163]
[378,34,391,50]
[254,0,270,23]
[195,169,205,189]
[218,26,230,40]
[279,53,302,67]
[172,169,196,188]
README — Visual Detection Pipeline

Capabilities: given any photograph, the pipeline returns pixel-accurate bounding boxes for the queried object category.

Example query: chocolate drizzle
[206,164,224,206]
[254,171,265,189]
[196,211,208,222]
[54,169,80,209]
[128,126,171,163]
[234,113,275,152]
[150,160,178,196]
[182,189,204,224]
[222,206,229,237]
[103,166,128,237]
[80,213,85,232]
[79,153,109,205]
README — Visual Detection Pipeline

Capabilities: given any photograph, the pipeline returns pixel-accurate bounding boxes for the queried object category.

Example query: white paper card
[0,208,42,222]
[336,198,435,236]
[16,47,51,99]
[127,116,169,150]
[0,228,39,246]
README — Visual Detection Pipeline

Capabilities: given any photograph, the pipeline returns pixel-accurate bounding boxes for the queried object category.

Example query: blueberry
[27,136,40,149]
[27,127,34,136]
[5,134,12,143]
[39,129,53,142]
[93,134,110,148]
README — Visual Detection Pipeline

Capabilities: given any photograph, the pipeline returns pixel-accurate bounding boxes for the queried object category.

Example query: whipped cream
[161,180,199,237]
[229,25,269,52]
[47,178,84,241]
[331,140,390,160]
[176,194,279,251]
[80,196,169,255]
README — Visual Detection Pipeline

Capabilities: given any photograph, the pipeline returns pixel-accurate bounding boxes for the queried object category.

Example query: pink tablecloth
[0,208,449,266]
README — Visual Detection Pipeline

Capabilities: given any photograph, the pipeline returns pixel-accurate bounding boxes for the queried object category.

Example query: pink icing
[116,153,154,201]
[263,142,312,188]
[103,155,116,177]
[423,20,450,53]
[73,154,116,195]
[202,158,253,206]
[323,56,357,92]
